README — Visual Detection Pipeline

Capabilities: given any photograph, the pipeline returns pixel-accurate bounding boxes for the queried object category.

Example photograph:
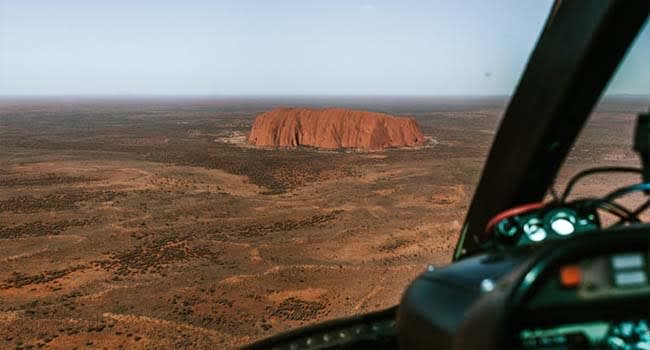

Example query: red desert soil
[248,107,425,150]
[0,97,645,349]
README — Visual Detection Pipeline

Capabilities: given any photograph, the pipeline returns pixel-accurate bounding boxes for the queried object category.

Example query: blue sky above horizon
[0,0,648,96]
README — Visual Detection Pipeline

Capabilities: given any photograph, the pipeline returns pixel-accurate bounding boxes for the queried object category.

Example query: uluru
[248,107,425,150]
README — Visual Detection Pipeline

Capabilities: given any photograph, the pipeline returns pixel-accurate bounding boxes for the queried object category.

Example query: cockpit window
[3,1,647,349]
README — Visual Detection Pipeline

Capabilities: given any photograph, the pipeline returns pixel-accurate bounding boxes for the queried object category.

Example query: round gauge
[523,218,547,242]
[497,218,519,238]
[546,209,578,236]
[550,217,575,235]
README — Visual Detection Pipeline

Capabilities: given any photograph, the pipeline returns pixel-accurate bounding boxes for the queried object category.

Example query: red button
[560,265,582,288]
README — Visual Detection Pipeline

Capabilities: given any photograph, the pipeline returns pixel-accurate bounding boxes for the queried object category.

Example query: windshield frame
[455,0,649,260]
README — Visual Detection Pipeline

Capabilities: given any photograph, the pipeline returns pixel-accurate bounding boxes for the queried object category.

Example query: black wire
[548,184,560,202]
[568,198,633,220]
[589,200,638,221]
[615,198,650,225]
[590,182,650,226]
[603,182,650,202]
[560,167,642,202]
[600,201,639,222]
[631,198,650,217]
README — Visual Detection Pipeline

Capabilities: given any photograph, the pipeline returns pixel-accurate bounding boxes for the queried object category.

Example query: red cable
[483,202,545,237]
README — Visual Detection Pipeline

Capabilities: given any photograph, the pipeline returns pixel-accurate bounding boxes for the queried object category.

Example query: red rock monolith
[248,107,424,150]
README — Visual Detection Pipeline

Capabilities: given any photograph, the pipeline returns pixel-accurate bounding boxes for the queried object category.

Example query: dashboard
[517,250,650,350]
[527,252,649,306]
[520,319,649,350]
[400,228,650,350]
[493,205,601,246]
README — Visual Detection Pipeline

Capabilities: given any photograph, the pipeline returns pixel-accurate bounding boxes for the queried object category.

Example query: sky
[0,0,647,96]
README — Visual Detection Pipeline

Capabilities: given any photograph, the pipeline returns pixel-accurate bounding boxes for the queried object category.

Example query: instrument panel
[528,251,649,308]
[520,251,649,349]
[578,253,650,300]
[520,319,650,350]
[494,206,601,246]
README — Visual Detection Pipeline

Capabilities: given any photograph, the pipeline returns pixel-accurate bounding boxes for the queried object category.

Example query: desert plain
[0,96,646,349]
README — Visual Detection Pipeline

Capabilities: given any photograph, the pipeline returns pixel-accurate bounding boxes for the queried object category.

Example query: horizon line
[0,93,648,99]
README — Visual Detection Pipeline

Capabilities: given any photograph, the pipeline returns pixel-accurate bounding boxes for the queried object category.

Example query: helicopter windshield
[0,2,647,349]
